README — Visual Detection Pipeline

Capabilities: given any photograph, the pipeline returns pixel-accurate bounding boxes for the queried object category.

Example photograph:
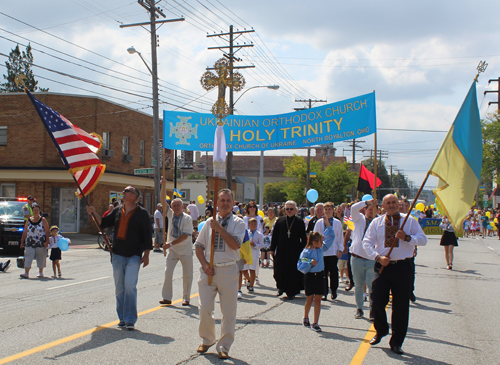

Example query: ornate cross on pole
[200,58,245,121]
[200,58,245,286]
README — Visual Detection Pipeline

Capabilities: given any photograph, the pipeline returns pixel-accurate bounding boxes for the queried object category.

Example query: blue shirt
[299,226,335,273]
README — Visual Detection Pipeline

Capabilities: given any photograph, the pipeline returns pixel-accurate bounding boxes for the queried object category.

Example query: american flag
[343,214,354,230]
[27,90,106,197]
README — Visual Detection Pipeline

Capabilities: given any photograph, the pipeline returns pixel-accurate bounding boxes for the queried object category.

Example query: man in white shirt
[153,203,163,252]
[362,194,427,355]
[160,198,193,306]
[313,202,343,300]
[348,198,377,319]
[194,188,245,360]
[187,200,200,222]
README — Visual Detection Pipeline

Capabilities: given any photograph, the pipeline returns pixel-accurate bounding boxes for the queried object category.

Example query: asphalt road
[1,235,499,365]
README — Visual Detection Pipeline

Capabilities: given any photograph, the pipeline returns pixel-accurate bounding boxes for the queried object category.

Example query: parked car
[0,198,27,255]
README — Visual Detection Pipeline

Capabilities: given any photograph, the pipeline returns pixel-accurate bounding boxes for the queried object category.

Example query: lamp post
[233,85,279,208]
[127,46,160,208]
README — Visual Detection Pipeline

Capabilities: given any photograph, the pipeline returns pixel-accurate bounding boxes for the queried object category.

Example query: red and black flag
[357,164,382,194]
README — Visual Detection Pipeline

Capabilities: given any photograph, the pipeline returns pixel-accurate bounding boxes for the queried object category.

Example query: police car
[0,198,29,255]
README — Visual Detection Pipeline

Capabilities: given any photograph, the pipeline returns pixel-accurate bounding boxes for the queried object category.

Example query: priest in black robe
[270,201,307,299]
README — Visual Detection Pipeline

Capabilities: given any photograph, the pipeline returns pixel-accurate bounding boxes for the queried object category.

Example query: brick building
[0,92,176,233]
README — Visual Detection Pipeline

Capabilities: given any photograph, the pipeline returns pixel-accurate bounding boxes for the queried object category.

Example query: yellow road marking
[0,293,199,365]
[349,323,376,365]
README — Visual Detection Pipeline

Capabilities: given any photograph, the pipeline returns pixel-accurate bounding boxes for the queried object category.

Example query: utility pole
[120,0,184,207]
[294,99,327,206]
[207,25,255,189]
[484,78,500,110]
[387,164,396,190]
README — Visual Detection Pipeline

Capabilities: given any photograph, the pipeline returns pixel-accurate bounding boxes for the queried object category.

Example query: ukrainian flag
[173,188,183,197]
[429,80,482,232]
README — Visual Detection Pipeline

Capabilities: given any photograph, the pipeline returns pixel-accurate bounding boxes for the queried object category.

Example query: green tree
[264,181,287,203]
[482,112,500,183]
[282,155,357,204]
[186,172,206,180]
[1,43,48,92]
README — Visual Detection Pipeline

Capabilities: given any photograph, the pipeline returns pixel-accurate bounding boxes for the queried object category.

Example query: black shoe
[285,295,295,300]
[331,294,337,300]
[276,290,284,297]
[345,285,354,291]
[369,332,388,345]
[321,296,328,301]
[354,309,364,319]
[410,293,416,303]
[1,260,11,272]
[390,345,404,355]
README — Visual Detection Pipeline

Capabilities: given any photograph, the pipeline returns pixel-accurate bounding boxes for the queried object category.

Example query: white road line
[46,276,111,290]
[487,246,495,251]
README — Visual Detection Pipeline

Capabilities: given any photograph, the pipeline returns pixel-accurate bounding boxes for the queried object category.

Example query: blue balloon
[306,189,318,203]
[198,221,205,231]
[362,194,373,201]
[58,237,69,251]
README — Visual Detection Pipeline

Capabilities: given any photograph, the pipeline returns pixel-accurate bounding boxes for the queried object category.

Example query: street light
[233,85,280,209]
[127,46,160,209]
[234,85,279,107]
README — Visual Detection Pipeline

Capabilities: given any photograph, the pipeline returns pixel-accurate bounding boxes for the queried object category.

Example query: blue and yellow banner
[418,218,443,235]
[163,92,376,152]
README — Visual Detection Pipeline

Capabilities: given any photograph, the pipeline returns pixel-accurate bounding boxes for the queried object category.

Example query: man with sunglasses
[270,201,307,299]
[87,186,152,331]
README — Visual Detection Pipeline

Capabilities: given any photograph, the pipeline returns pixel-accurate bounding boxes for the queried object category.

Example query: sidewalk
[64,233,100,249]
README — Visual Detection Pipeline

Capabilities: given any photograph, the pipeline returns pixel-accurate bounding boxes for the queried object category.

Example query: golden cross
[200,58,245,121]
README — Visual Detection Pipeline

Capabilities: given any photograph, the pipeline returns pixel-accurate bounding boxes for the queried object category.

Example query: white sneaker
[20,272,29,279]
[37,272,44,278]
[3,262,11,273]
[237,291,243,299]
[255,278,259,284]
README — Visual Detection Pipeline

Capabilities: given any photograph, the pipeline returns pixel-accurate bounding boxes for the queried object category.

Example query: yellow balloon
[415,203,425,212]
[197,195,205,204]
[166,195,171,200]
[490,222,495,227]
[495,218,498,224]
[258,210,264,218]
[494,226,498,231]
[486,212,491,218]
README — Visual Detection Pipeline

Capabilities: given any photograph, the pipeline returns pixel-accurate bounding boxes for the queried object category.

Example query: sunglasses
[248,205,256,208]
[123,189,135,194]
[285,208,295,211]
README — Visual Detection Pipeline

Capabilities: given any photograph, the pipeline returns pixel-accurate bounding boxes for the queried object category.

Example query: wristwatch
[404,235,411,242]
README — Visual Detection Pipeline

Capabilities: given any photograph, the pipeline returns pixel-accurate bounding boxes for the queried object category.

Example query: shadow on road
[379,347,454,364]
[199,352,250,364]
[48,326,174,359]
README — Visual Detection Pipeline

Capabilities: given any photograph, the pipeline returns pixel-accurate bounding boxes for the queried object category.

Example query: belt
[213,260,237,267]
[389,257,412,264]
[351,253,368,260]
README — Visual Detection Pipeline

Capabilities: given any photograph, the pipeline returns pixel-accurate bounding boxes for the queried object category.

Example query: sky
[1,0,499,192]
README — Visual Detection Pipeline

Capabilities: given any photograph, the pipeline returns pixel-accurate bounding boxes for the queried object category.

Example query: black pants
[346,251,354,286]
[323,255,339,298]
[371,258,413,347]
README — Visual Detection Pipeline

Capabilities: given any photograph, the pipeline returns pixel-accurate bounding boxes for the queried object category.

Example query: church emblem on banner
[169,116,198,145]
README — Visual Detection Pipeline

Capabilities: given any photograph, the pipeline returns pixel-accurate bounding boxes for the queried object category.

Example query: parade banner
[418,218,443,235]
[163,92,376,152]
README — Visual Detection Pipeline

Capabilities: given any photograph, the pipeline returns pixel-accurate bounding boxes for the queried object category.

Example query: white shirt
[248,229,264,252]
[195,213,245,264]
[187,204,200,221]
[244,215,264,233]
[362,213,427,261]
[166,210,193,256]
[349,201,373,259]
[154,209,163,229]
[313,217,343,256]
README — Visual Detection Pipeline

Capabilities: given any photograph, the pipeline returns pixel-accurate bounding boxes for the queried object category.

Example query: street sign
[134,168,154,175]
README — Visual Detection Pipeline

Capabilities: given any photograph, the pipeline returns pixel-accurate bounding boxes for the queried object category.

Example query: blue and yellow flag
[429,80,482,232]
[173,188,184,197]
[239,230,253,265]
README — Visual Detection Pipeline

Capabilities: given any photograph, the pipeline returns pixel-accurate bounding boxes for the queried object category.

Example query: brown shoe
[218,351,229,359]
[159,299,172,305]
[197,343,215,353]
[182,300,190,306]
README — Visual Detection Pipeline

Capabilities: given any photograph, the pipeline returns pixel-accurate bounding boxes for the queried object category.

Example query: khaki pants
[198,263,239,353]
[161,250,193,302]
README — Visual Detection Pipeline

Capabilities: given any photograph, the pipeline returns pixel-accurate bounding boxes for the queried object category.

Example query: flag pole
[373,132,378,199]
[208,176,219,286]
[380,171,430,273]
[70,173,112,252]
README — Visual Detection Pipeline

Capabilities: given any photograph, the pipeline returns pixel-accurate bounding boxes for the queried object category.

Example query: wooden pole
[208,176,219,286]
[70,173,112,253]
[379,171,430,273]
[162,149,168,257]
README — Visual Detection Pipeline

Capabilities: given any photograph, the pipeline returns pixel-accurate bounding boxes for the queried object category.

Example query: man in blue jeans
[87,185,152,330]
